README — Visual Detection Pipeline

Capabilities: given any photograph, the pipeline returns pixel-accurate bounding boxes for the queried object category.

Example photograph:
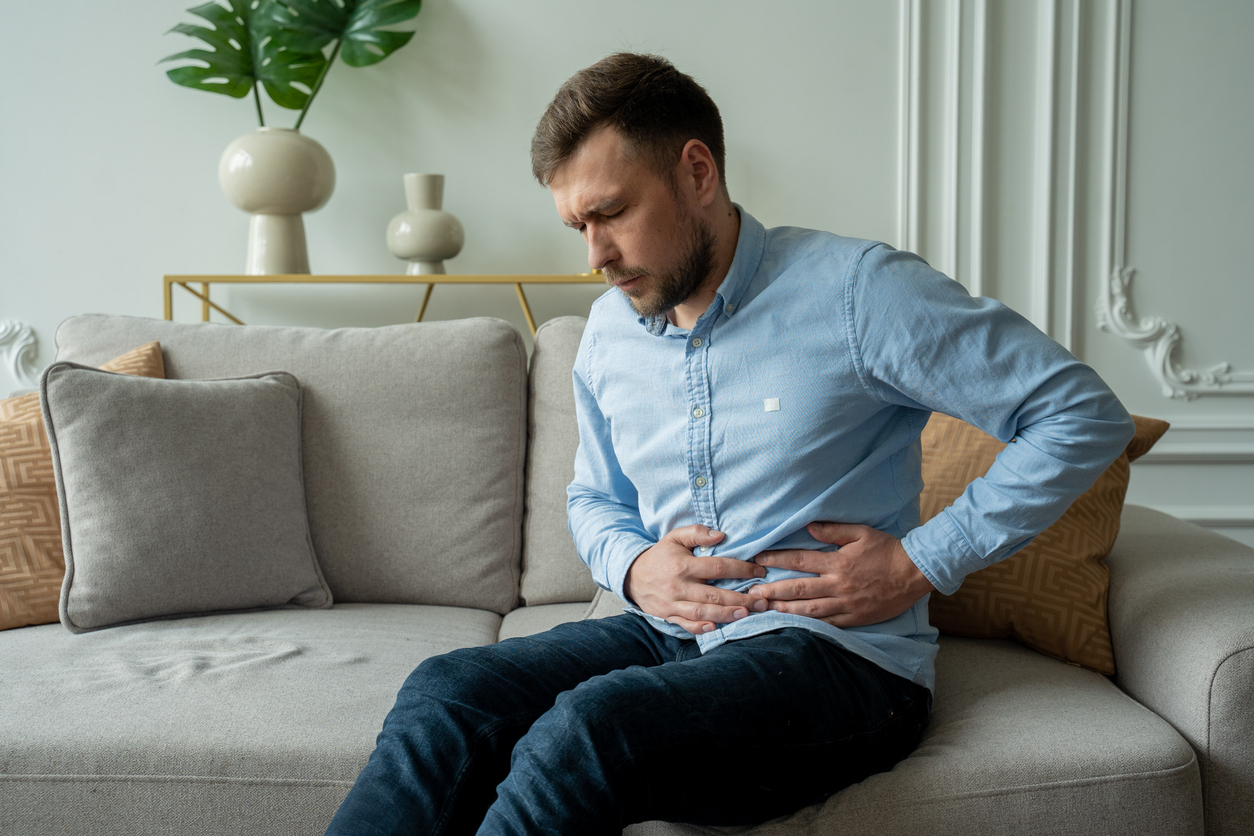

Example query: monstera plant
[162,0,423,128]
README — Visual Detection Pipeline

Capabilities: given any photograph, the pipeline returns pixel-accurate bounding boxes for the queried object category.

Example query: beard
[602,214,717,319]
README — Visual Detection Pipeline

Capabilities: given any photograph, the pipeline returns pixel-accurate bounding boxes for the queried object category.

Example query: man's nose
[586,225,618,270]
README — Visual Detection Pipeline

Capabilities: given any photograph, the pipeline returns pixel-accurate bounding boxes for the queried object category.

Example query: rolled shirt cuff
[601,533,657,605]
[901,511,985,596]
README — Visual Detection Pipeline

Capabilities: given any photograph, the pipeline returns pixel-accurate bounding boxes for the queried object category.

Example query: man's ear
[677,139,721,208]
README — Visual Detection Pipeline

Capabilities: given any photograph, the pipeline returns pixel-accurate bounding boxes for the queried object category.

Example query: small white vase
[218,127,336,275]
[386,173,465,275]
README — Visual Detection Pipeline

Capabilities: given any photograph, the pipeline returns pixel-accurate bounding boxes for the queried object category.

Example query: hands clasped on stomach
[622,523,936,636]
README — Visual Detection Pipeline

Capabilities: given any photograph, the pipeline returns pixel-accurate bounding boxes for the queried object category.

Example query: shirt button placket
[685,327,717,535]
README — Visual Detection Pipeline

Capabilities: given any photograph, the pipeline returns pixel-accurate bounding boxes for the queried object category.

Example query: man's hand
[749,522,935,628]
[624,525,768,635]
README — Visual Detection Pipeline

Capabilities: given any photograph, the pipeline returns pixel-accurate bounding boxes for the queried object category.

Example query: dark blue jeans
[326,614,930,836]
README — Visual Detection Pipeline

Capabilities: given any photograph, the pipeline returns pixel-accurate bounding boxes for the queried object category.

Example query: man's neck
[668,202,741,331]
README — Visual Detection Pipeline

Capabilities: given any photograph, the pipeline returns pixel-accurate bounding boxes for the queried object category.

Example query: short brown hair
[530,53,726,190]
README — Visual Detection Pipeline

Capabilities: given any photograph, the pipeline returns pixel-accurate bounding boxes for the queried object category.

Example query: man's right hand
[623,525,768,635]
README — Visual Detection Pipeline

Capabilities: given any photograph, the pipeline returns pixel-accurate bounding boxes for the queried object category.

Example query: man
[326,53,1134,835]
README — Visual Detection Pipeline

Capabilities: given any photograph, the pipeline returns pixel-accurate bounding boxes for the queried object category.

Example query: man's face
[549,128,715,318]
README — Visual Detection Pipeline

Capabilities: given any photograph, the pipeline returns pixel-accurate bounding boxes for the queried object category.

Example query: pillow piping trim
[39,362,332,634]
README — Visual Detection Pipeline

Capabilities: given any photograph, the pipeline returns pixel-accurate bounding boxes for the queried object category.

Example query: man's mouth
[609,274,644,293]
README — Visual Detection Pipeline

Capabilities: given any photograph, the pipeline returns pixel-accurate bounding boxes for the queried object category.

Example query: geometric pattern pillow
[0,343,165,631]
[922,413,1169,675]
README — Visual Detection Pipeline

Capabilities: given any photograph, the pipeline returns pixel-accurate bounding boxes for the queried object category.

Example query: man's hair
[530,53,726,191]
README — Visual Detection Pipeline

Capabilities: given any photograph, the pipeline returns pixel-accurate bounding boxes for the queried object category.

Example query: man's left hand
[749,523,936,628]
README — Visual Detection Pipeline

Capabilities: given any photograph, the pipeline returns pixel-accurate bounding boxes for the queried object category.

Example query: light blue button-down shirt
[567,208,1134,691]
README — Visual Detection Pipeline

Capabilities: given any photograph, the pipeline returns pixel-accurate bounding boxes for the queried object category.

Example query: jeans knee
[513,674,641,770]
[388,646,505,724]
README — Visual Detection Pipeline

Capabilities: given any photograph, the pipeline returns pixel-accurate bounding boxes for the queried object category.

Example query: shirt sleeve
[846,243,1136,595]
[566,332,656,602]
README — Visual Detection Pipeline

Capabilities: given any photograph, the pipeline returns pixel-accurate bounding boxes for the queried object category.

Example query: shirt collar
[714,205,765,319]
[640,205,766,336]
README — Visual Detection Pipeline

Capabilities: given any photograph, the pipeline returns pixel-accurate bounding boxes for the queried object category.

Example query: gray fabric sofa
[2,313,1252,836]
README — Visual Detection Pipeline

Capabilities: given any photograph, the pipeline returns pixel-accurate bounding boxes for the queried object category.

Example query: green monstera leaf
[263,0,423,68]
[162,0,259,99]
[162,0,327,117]
[163,0,421,127]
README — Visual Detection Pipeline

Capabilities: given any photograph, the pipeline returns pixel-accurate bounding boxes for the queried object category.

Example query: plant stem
[294,39,342,132]
[253,83,266,127]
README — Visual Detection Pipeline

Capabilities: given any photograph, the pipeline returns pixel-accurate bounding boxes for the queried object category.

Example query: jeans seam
[431,713,535,835]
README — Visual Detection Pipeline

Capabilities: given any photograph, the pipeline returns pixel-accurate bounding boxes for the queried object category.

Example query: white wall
[2,0,1251,544]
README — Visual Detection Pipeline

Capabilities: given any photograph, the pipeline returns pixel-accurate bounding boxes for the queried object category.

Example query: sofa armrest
[1106,504,1254,836]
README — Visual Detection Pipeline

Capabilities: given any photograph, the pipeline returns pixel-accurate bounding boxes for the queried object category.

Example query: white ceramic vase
[386,173,465,275]
[218,128,336,275]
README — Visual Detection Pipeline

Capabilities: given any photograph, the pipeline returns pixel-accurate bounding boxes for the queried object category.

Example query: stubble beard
[603,215,717,319]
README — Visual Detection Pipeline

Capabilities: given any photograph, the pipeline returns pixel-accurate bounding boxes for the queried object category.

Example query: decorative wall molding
[0,320,40,390]
[967,0,986,298]
[1030,0,1058,336]
[896,0,980,294]
[1134,417,1254,463]
[897,0,921,254]
[1097,267,1254,399]
[1137,444,1254,465]
[1059,0,1082,352]
[1096,0,1254,399]
[1165,417,1254,431]
[940,0,961,280]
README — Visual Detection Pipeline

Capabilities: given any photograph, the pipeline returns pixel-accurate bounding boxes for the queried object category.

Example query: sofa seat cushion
[628,636,1202,836]
[0,604,499,835]
[497,601,590,640]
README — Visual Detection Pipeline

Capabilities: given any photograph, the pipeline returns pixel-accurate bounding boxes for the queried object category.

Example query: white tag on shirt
[764,398,781,412]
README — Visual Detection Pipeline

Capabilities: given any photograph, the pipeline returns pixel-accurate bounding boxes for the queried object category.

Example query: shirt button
[725,303,736,314]
[692,407,704,418]
[695,476,707,488]
[692,337,702,347]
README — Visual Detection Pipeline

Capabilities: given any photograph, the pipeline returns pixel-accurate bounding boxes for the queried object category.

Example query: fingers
[666,616,716,635]
[666,524,727,550]
[662,619,722,636]
[806,521,869,546]
[626,533,771,629]
[696,555,767,582]
[747,577,828,602]
[755,596,845,620]
[666,597,765,635]
[753,547,844,575]
[671,585,767,621]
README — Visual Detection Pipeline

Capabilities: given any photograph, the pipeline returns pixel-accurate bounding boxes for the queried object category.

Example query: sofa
[2,312,1252,836]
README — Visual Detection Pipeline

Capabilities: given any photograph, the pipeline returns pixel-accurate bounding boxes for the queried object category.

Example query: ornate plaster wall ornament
[1097,267,1254,400]
[1096,1,1254,401]
[0,321,40,389]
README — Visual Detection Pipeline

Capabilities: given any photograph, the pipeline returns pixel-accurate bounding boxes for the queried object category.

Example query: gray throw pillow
[40,363,332,633]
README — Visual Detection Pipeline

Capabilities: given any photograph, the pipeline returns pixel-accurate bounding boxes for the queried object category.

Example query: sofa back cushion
[521,317,599,605]
[54,315,527,614]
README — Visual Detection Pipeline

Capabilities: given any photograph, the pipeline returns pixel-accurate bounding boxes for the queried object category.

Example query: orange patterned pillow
[0,342,165,630]
[922,413,1169,674]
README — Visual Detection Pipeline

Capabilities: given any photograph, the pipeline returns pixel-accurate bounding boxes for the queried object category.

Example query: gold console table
[163,272,605,336]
